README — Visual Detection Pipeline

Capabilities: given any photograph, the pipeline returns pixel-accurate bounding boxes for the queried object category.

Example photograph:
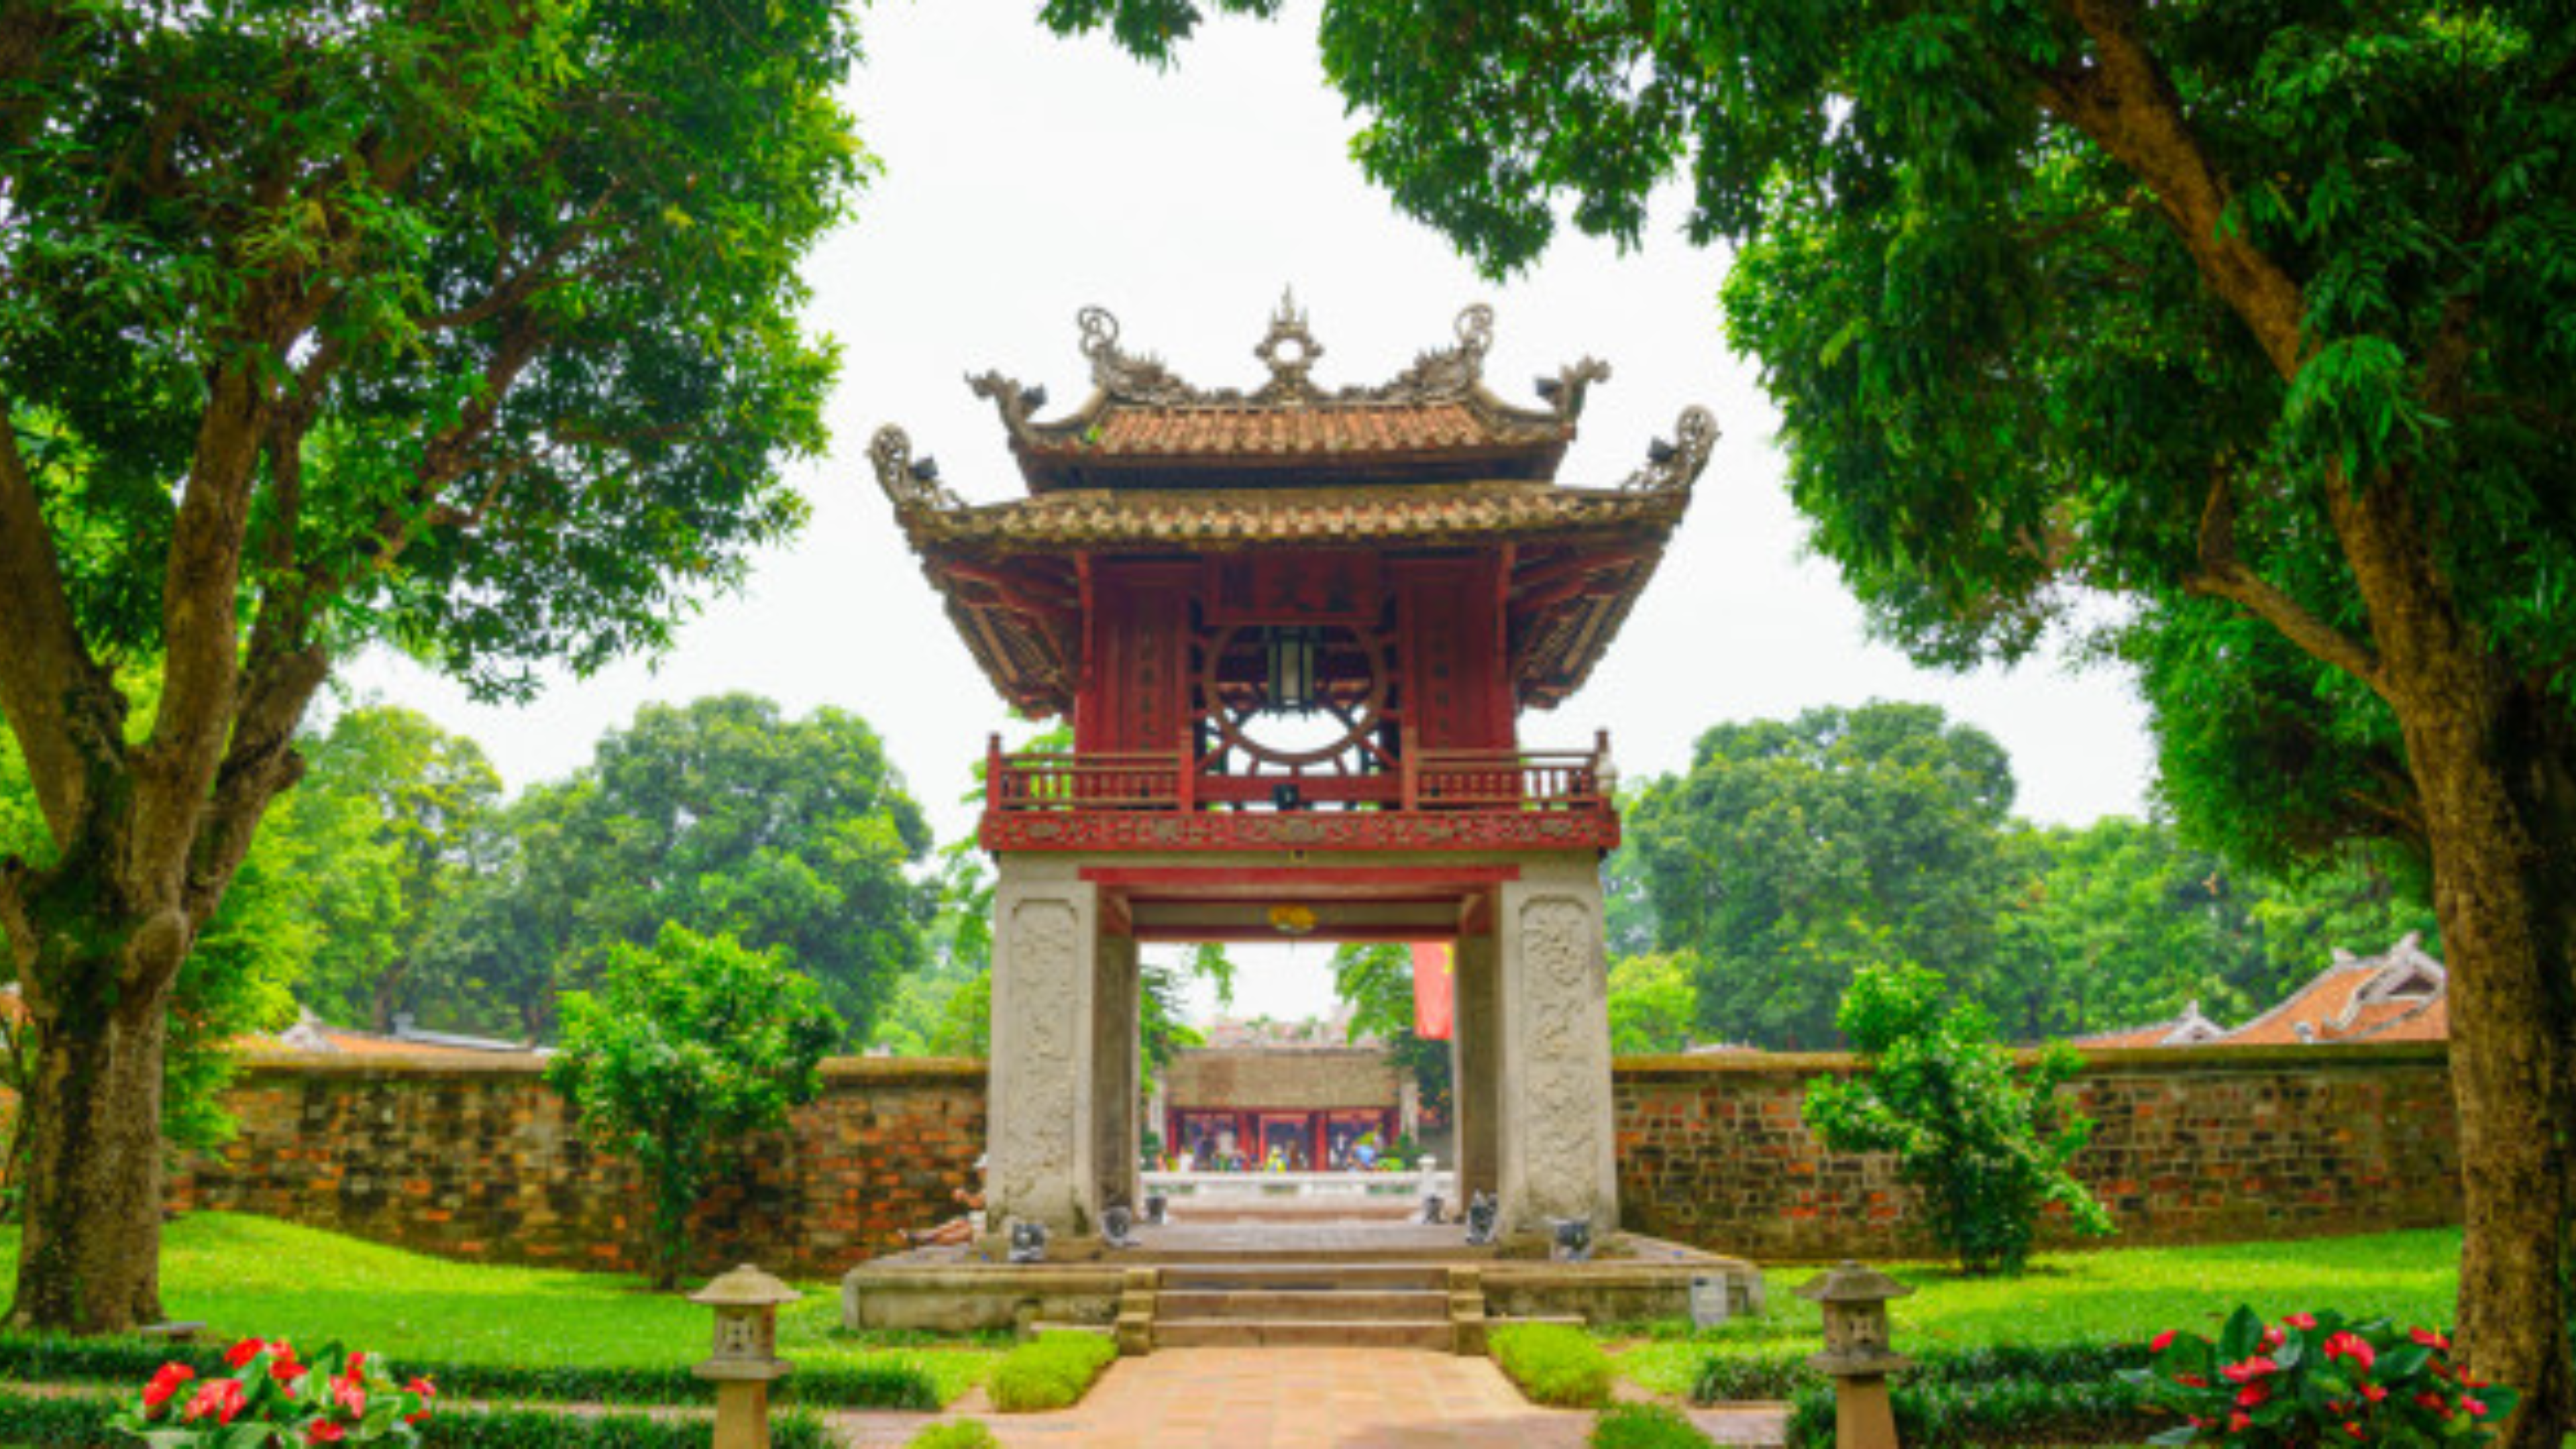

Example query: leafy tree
[1806,963,2113,1276]
[0,0,861,1330]
[1605,952,1699,1057]
[289,706,502,1032]
[544,924,841,1291]
[1330,943,1454,1127]
[422,696,931,1043]
[1627,704,2017,1049]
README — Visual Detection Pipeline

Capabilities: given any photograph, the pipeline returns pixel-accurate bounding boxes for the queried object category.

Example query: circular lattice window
[1197,625,1388,770]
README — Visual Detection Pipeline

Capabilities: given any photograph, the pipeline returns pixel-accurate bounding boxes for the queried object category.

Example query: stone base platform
[839,1222,1763,1343]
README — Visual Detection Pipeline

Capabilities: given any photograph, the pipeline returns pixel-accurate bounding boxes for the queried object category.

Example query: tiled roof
[2076,935,2447,1051]
[1060,401,1519,459]
[904,482,1686,554]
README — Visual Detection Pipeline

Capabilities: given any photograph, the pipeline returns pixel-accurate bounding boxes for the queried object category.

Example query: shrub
[985,1332,1120,1413]
[0,1388,833,1448]
[1591,1401,1716,1448]
[1803,961,2113,1275]
[2125,1307,2520,1446]
[1786,1374,2160,1448]
[108,1337,435,1445]
[1489,1324,1615,1409]
[1690,1338,2149,1405]
[908,1420,1002,1449]
[546,924,843,1289]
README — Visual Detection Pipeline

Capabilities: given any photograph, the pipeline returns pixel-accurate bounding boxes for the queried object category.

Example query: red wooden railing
[983,731,1612,815]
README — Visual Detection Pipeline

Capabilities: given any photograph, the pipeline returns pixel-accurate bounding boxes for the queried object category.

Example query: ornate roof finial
[1619,406,1720,493]
[1252,286,1326,403]
[868,425,963,515]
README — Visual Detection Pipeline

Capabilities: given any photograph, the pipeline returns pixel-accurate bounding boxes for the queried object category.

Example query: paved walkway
[831,1348,1790,1448]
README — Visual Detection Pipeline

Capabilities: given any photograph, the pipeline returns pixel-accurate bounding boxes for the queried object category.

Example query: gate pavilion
[868,297,1712,1247]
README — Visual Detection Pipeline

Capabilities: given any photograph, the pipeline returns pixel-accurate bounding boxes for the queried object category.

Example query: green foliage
[429,695,930,1042]
[1591,1402,1715,1449]
[286,705,504,1033]
[1607,951,1699,1056]
[1489,1324,1615,1409]
[906,1419,1002,1449]
[5,1389,837,1449]
[1626,704,2017,1049]
[1784,1374,2159,1449]
[1805,963,2113,1275]
[545,926,842,1289]
[984,1333,1119,1413]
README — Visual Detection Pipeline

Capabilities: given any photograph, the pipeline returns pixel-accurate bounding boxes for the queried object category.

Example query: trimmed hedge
[0,1334,940,1411]
[1690,1338,2147,1403]
[1489,1324,1615,1409]
[984,1332,1119,1413]
[0,1388,837,1448]
[907,1421,1002,1449]
[1783,1374,2162,1448]
[1590,1402,1715,1448]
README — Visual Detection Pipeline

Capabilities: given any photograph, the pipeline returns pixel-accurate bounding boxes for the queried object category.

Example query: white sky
[345,0,2157,1026]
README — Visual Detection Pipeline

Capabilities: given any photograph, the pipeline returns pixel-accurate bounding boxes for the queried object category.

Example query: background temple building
[2080,934,2449,1049]
[1152,1014,1432,1172]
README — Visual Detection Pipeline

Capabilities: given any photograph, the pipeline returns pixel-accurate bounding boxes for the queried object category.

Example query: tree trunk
[6,971,172,1332]
[2344,495,2576,1448]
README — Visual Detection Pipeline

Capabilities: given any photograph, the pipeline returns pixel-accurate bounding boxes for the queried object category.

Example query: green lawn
[0,1213,1000,1404]
[1612,1226,2465,1397]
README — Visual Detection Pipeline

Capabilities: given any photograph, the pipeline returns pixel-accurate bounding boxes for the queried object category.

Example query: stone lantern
[1797,1260,1913,1449]
[691,1263,800,1449]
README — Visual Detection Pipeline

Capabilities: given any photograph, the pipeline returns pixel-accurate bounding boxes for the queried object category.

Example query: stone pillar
[1452,931,1501,1208]
[1494,857,1618,1237]
[985,858,1102,1237]
[1093,932,1141,1217]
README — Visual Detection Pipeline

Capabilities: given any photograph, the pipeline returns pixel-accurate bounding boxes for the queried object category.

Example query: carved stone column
[985,858,1102,1238]
[1452,931,1501,1208]
[1093,932,1141,1219]
[1494,857,1618,1237]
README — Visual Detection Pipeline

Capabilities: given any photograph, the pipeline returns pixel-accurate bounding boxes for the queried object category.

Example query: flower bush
[2125,1307,2518,1446]
[112,1337,435,1446]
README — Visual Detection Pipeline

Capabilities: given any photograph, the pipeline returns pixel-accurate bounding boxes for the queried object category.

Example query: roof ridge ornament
[1077,305,1199,407]
[1250,287,1326,405]
[868,425,963,515]
[1619,406,1719,493]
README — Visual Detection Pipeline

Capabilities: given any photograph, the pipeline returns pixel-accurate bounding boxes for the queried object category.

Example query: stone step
[1155,1289,1451,1324]
[1157,1263,1451,1292]
[1152,1319,1457,1350]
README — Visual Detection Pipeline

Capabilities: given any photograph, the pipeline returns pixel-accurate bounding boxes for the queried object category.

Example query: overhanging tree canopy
[0,0,863,1332]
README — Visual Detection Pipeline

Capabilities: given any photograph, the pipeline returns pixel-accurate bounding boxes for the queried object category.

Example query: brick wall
[160,1044,2457,1274]
[168,1053,985,1279]
[1615,1043,2460,1260]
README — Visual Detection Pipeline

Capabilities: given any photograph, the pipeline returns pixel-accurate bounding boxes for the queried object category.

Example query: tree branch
[2029,0,2310,380]
[0,400,121,847]
[2184,468,2385,690]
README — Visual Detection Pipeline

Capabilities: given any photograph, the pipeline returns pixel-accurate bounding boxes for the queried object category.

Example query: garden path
[831,1348,1790,1448]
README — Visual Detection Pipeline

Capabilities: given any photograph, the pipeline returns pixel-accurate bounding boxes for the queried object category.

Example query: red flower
[184,1379,247,1425]
[2236,1382,2271,1409]
[225,1339,266,1369]
[2410,1327,2452,1352]
[2228,1412,2252,1434]
[2362,1384,2387,1403]
[2176,1374,2210,1388]
[404,1375,438,1424]
[2260,1326,2286,1351]
[2286,1312,2318,1330]
[2343,1423,2364,1440]
[333,1374,367,1419]
[2465,1397,2489,1418]
[141,1362,195,1416]
[307,1424,347,1444]
[2324,1332,2377,1373]
[2151,1330,2178,1354]
[2222,1357,2279,1385]
[2416,1391,2450,1413]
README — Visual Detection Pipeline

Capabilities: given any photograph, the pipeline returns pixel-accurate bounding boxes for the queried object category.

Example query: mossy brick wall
[167,1053,984,1279]
[1613,1042,2460,1260]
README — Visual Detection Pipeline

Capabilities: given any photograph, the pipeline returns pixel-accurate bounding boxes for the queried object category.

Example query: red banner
[1411,942,1454,1040]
